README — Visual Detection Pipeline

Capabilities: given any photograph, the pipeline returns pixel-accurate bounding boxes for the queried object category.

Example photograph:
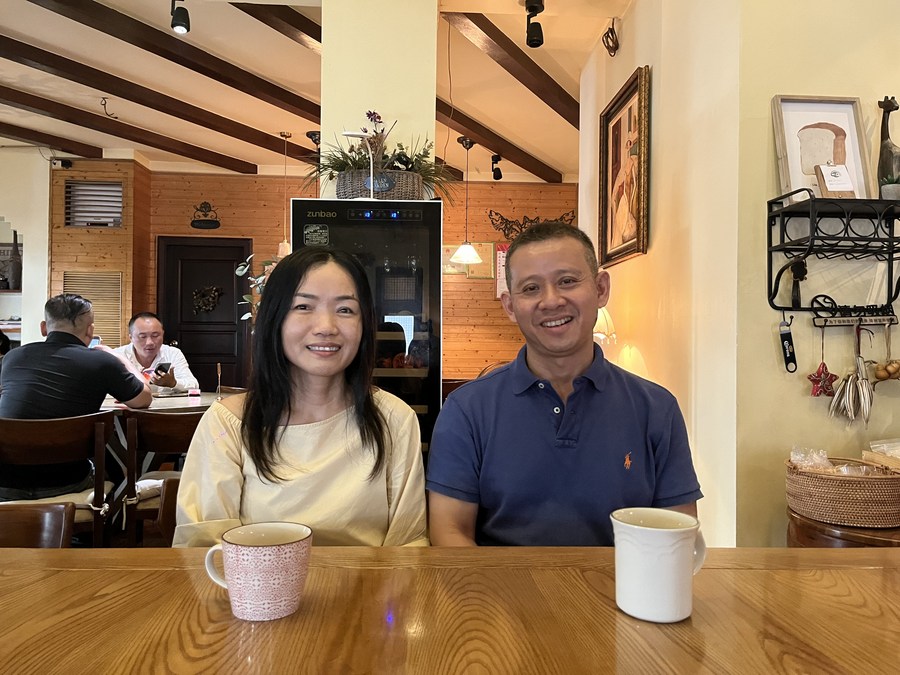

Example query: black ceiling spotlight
[171,0,190,35]
[491,154,503,180]
[526,0,544,48]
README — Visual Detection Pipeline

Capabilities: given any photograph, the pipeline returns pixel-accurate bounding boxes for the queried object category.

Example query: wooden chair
[0,502,76,548]
[0,410,115,547]
[123,409,204,546]
[156,477,181,547]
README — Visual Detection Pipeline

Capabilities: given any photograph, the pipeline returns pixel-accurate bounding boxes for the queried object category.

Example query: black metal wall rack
[767,189,900,322]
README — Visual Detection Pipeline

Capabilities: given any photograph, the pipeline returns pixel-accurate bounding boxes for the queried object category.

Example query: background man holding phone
[114,312,199,395]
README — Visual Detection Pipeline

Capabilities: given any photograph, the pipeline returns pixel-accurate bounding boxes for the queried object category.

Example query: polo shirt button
[538,383,545,389]
[553,406,561,414]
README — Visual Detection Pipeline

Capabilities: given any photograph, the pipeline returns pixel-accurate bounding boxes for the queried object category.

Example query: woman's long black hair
[241,246,386,482]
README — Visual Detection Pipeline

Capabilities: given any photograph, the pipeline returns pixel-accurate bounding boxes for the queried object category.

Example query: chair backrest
[0,410,115,466]
[0,411,115,547]
[0,502,76,547]
[156,477,181,546]
[126,409,205,464]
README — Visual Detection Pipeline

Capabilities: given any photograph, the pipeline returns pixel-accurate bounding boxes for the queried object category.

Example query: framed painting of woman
[599,66,650,267]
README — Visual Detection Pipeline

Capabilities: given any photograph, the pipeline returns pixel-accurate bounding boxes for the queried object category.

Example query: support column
[320,0,439,193]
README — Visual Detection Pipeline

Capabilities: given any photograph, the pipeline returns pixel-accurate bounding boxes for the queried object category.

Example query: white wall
[0,147,51,344]
[580,0,741,546]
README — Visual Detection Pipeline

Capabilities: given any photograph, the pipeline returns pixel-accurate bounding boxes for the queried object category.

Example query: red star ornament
[807,361,838,397]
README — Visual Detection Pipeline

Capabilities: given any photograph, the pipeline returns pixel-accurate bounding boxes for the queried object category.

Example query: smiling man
[426,221,702,546]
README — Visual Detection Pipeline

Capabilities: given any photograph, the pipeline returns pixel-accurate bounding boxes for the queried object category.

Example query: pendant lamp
[277,131,292,258]
[451,136,482,265]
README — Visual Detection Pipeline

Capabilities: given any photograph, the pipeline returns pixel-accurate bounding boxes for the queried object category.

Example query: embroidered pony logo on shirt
[624,452,632,470]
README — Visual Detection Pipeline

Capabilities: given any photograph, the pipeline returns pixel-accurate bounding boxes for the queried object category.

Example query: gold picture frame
[465,243,495,279]
[599,65,650,267]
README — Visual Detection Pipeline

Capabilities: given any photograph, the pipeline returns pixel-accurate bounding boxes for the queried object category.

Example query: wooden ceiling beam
[24,0,320,123]
[443,13,579,129]
[0,121,102,158]
[0,35,317,164]
[230,3,322,55]
[0,85,257,174]
[436,99,561,183]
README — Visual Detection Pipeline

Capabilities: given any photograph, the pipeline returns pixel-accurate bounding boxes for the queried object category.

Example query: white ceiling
[0,0,629,181]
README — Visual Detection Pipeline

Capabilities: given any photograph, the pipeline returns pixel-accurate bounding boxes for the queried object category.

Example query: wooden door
[157,237,252,391]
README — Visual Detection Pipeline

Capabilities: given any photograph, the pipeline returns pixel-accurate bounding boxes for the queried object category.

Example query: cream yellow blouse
[172,390,428,547]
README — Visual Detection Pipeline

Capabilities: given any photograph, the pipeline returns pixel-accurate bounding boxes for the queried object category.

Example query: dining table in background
[0,546,897,674]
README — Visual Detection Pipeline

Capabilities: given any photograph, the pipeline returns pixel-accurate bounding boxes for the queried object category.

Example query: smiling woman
[173,246,428,548]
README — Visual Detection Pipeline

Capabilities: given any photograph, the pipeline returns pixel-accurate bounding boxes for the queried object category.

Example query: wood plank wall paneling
[49,165,577,379]
[49,160,134,346]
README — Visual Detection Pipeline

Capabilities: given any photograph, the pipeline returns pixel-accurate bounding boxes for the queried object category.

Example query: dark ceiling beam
[436,158,464,181]
[24,0,320,123]
[443,13,579,130]
[0,85,257,174]
[230,3,322,55]
[237,6,581,180]
[0,120,102,158]
[0,35,317,164]
[436,99,561,183]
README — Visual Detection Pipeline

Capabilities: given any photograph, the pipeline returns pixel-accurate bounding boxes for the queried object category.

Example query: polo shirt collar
[45,331,87,346]
[510,343,609,395]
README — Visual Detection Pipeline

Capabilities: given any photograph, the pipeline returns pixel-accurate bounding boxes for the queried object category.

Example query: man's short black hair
[505,221,599,289]
[44,293,92,325]
[128,311,163,333]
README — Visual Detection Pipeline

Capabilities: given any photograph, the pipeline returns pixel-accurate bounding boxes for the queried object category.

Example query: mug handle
[693,530,707,575]
[205,544,228,589]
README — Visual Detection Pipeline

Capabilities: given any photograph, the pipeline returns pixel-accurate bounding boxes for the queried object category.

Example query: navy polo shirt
[426,345,703,546]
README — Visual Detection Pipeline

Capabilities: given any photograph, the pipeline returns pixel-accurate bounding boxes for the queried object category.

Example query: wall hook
[781,311,794,327]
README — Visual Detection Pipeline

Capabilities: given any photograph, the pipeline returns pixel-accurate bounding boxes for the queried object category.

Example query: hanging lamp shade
[277,131,292,258]
[451,136,482,265]
[450,243,482,264]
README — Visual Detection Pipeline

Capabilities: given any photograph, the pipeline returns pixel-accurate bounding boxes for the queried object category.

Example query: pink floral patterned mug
[205,522,313,621]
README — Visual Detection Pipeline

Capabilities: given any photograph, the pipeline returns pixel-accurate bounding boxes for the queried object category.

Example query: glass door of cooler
[292,199,442,447]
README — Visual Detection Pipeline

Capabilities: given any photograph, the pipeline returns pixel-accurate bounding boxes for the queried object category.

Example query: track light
[171,0,190,35]
[525,0,544,48]
[491,154,503,181]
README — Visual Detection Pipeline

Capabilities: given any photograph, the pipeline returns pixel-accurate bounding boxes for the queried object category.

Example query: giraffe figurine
[877,96,900,192]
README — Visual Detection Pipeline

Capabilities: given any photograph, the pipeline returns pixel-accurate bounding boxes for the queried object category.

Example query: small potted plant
[303,111,457,201]
[880,175,900,200]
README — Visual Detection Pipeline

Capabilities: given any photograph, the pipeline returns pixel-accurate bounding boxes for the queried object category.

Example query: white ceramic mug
[610,507,706,623]
[205,522,313,622]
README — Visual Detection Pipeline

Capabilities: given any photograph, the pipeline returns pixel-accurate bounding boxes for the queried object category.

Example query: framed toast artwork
[772,95,873,200]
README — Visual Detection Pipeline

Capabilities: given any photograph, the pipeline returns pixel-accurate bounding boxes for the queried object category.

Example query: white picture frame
[772,95,872,199]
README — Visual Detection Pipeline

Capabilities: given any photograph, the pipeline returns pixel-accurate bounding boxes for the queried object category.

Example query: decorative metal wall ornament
[488,209,576,241]
[191,201,221,229]
[192,286,224,315]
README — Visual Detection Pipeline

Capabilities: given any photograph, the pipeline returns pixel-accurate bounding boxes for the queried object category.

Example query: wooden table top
[103,391,226,412]
[1,547,898,674]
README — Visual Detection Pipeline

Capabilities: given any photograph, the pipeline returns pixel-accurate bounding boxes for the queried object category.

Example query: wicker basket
[336,170,423,200]
[785,457,900,528]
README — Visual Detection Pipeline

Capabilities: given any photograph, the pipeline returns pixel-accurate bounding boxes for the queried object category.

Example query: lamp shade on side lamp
[592,307,616,343]
[450,243,482,265]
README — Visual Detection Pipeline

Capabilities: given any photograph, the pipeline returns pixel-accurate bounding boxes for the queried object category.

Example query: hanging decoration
[192,286,224,315]
[488,209,576,241]
[807,323,837,396]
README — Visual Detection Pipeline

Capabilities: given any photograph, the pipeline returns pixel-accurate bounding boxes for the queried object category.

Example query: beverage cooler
[292,198,442,447]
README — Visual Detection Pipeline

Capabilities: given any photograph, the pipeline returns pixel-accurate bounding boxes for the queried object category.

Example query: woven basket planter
[785,458,900,528]
[336,170,424,200]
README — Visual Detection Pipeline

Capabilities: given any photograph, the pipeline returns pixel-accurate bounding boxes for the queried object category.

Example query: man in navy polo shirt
[426,222,702,546]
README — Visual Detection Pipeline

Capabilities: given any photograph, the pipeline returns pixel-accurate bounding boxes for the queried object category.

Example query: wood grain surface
[1,547,898,674]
